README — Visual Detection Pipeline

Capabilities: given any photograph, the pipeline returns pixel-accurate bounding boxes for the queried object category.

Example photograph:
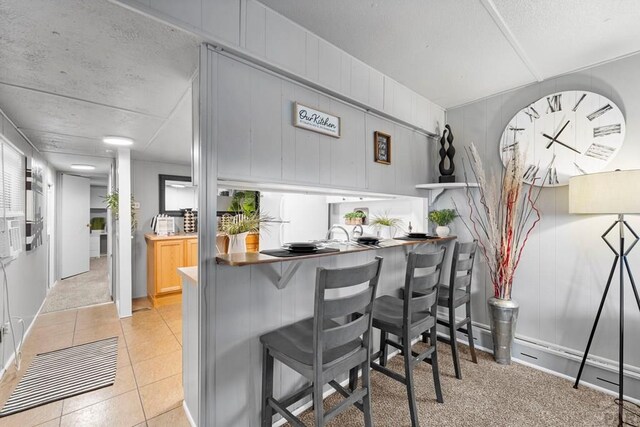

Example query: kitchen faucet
[352,224,364,238]
[326,225,350,242]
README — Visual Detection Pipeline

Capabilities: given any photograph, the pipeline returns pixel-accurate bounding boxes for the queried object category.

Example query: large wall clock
[499,90,625,187]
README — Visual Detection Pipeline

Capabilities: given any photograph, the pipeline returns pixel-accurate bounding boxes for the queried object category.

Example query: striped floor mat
[0,337,118,417]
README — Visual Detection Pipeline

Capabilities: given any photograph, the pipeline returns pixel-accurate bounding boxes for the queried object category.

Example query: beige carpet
[291,342,630,427]
[42,257,111,313]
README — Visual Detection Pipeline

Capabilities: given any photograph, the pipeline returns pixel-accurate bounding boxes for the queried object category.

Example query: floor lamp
[570,170,640,426]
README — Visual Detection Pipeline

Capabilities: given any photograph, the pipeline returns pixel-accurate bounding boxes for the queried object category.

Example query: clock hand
[541,133,581,154]
[554,140,581,155]
[545,120,571,149]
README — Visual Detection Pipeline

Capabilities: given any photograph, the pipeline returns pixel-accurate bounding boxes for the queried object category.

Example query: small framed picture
[374,131,391,165]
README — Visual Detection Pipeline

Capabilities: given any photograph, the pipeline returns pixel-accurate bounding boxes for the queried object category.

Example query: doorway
[44,172,113,313]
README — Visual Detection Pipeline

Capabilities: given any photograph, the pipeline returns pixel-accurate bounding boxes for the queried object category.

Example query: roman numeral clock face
[499,91,625,186]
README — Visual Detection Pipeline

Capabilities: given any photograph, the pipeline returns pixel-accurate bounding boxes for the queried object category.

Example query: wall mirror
[159,174,197,216]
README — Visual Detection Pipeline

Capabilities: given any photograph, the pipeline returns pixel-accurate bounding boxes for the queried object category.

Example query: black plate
[287,242,318,249]
[287,248,319,253]
[407,232,429,238]
[285,242,319,253]
[357,236,380,245]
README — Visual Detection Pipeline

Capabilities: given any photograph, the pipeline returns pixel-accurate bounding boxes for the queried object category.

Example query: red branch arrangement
[455,143,549,300]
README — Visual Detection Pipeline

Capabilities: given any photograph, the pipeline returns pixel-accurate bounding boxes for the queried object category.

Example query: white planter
[435,225,450,237]
[377,225,397,239]
[228,232,249,253]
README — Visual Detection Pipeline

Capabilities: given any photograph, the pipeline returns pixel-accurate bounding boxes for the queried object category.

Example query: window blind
[1,140,25,218]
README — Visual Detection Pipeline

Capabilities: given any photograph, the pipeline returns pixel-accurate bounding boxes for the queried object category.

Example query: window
[0,135,25,259]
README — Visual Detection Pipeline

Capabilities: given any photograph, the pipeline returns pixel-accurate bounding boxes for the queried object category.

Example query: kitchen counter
[215,236,455,266]
[177,266,198,282]
[207,234,456,425]
[144,232,198,241]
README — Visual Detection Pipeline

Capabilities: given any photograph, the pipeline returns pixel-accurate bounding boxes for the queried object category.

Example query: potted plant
[344,211,366,225]
[370,211,402,239]
[428,209,457,237]
[456,143,548,364]
[103,190,138,233]
[219,211,272,253]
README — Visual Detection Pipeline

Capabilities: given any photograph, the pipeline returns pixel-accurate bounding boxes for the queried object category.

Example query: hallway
[42,257,111,313]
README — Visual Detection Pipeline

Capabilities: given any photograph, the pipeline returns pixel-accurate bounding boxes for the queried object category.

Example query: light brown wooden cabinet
[145,233,198,307]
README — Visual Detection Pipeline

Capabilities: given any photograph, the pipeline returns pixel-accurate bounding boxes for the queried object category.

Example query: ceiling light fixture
[70,164,96,171]
[103,136,134,146]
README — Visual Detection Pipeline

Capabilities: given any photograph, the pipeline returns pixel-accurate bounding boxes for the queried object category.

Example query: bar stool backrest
[449,241,478,299]
[404,248,446,324]
[313,257,384,367]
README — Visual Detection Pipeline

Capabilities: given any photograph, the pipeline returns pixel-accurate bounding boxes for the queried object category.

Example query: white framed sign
[293,102,341,138]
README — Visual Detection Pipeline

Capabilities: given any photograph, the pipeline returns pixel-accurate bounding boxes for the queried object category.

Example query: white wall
[131,159,191,298]
[213,53,432,197]
[0,110,52,374]
[90,185,107,209]
[444,53,640,376]
[113,0,445,136]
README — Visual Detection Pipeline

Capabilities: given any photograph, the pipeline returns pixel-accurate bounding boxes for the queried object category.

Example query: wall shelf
[415,182,479,204]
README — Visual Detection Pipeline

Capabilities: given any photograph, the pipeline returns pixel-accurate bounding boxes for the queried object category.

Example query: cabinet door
[185,239,198,267]
[155,240,185,295]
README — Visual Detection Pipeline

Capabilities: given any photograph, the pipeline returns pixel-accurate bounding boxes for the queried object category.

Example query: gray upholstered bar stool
[436,240,479,379]
[370,249,445,427]
[260,257,383,427]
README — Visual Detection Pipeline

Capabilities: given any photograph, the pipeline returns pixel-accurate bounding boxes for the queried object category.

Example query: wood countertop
[144,233,198,241]
[216,236,455,267]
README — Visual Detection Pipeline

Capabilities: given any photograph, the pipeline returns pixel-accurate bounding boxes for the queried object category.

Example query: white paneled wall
[443,53,640,374]
[115,0,446,136]
[214,53,430,196]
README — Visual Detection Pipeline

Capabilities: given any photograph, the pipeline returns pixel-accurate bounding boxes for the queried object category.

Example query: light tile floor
[0,298,190,427]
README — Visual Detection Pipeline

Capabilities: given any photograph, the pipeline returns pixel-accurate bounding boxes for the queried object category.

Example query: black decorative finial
[438,124,456,183]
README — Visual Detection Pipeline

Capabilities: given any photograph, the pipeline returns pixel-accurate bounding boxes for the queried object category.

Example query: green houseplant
[219,211,273,253]
[104,190,138,232]
[228,191,258,215]
[428,209,457,237]
[344,211,366,225]
[370,211,402,239]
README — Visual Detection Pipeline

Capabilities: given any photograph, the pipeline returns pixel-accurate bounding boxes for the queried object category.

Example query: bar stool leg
[379,331,389,367]
[466,302,478,364]
[313,380,324,427]
[361,360,374,427]
[449,306,461,379]
[402,335,420,427]
[430,325,444,403]
[261,346,274,427]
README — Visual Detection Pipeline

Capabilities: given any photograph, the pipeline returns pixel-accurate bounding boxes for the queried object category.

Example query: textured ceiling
[3,0,639,172]
[45,152,113,177]
[258,0,640,108]
[0,0,198,168]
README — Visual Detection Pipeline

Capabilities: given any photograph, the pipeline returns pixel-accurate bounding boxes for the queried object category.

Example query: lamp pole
[618,214,624,425]
[573,214,640,426]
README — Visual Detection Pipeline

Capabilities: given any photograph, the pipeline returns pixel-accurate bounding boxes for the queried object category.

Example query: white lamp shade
[569,170,640,214]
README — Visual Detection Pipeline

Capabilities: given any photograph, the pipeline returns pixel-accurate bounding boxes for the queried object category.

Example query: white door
[61,174,90,278]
